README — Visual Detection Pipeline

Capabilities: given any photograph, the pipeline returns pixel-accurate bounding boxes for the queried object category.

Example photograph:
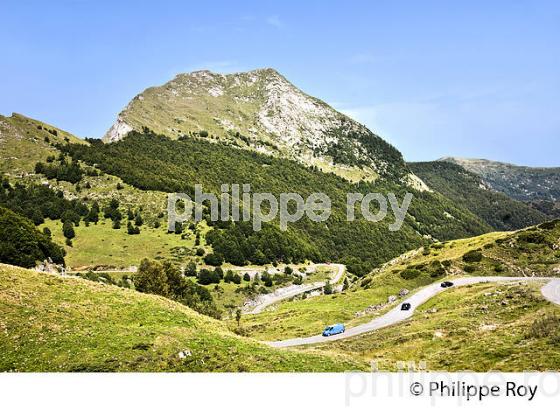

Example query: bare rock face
[104,116,133,143]
[102,68,411,181]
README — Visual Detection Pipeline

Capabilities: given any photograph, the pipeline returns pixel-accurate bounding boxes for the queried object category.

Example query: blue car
[322,323,345,337]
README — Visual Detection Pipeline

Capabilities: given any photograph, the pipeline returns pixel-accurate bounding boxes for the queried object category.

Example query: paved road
[248,264,345,314]
[540,279,560,304]
[268,276,560,348]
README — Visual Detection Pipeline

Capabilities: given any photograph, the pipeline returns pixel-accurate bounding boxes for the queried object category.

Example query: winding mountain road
[268,276,560,348]
[247,263,345,314]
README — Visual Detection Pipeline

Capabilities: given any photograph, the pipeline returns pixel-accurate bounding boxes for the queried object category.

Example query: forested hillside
[409,161,547,230]
[442,157,560,202]
[61,130,492,275]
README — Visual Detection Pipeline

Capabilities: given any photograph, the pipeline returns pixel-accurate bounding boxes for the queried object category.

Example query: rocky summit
[103,68,412,182]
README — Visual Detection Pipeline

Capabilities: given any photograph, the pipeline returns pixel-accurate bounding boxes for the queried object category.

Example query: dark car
[440,281,454,288]
[401,302,411,311]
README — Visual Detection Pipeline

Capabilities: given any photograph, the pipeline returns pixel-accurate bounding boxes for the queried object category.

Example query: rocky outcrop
[103,116,133,143]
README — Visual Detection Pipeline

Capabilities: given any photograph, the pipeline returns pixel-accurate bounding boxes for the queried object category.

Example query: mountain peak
[175,67,282,81]
[103,69,408,180]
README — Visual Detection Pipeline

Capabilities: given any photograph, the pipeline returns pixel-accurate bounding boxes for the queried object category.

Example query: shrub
[62,221,75,239]
[204,252,224,266]
[427,260,445,277]
[174,221,183,234]
[463,264,476,273]
[400,269,421,280]
[185,261,197,277]
[462,250,483,263]
[197,268,220,285]
[527,314,560,344]
[261,271,273,287]
[27,207,45,225]
[430,266,446,278]
[85,203,99,223]
[224,270,235,283]
[61,210,80,226]
[213,267,224,281]
[539,220,560,230]
[494,264,505,273]
[134,259,169,296]
[243,273,250,281]
[127,221,140,235]
[518,231,547,244]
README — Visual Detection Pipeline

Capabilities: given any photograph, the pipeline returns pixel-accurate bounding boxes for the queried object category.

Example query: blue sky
[2,1,559,166]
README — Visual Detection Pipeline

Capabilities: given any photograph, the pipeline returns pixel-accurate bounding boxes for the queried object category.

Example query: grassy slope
[41,219,197,269]
[0,113,216,269]
[0,113,86,175]
[0,264,365,372]
[58,171,170,225]
[240,232,507,341]
[241,221,560,341]
[307,281,560,371]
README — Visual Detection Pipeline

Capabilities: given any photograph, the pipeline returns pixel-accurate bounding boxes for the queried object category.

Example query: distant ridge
[440,157,560,202]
